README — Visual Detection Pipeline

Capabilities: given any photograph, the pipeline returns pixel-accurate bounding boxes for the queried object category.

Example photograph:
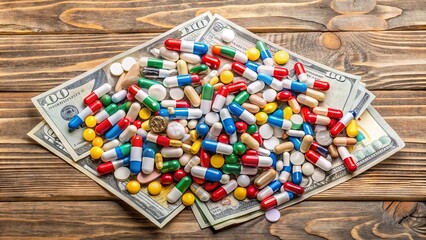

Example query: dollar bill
[31,12,213,161]
[196,14,361,113]
[195,105,405,229]
[352,83,375,118]
[28,121,185,228]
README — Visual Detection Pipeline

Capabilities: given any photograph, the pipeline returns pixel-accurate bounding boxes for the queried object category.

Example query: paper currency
[194,105,405,229]
[196,14,361,113]
[31,12,213,161]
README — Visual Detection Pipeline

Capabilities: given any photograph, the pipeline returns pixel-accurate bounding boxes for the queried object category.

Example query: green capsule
[233,91,250,104]
[103,103,118,116]
[161,160,180,173]
[175,176,192,193]
[100,94,112,106]
[233,142,246,155]
[138,77,161,89]
[225,153,238,164]
[222,164,242,174]
[118,101,132,112]
[190,64,209,74]
[201,83,214,100]
[117,143,131,157]
[246,124,257,134]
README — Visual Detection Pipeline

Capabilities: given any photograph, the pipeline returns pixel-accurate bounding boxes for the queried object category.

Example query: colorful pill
[305,150,332,171]
[191,166,223,182]
[283,182,305,195]
[211,179,238,201]
[279,152,292,183]
[338,146,357,173]
[146,132,182,147]
[158,108,202,119]
[142,148,155,174]
[245,61,260,72]
[260,191,294,210]
[128,84,160,112]
[141,67,176,79]
[257,180,282,201]
[330,110,356,137]
[267,116,292,130]
[294,62,308,82]
[306,113,331,125]
[95,110,126,135]
[254,169,276,189]
[226,81,247,93]
[211,86,229,112]
[68,100,103,129]
[94,103,118,123]
[101,143,131,162]
[257,73,283,91]
[313,107,343,119]
[282,79,307,92]
[333,137,357,146]
[96,156,130,175]
[163,74,201,87]
[167,176,192,203]
[84,83,112,105]
[160,100,190,108]
[129,136,143,174]
[105,117,130,140]
[202,54,221,69]
[346,119,358,138]
[202,140,233,155]
[256,41,273,66]
[241,155,273,167]
[228,102,256,125]
[310,142,329,157]
[257,65,289,79]
[201,83,214,114]
[292,165,303,185]
[138,57,176,69]
[222,164,258,175]
[276,90,293,102]
[164,38,208,55]
[231,62,257,81]
[212,45,248,63]
[306,78,330,91]
[220,108,236,135]
[160,160,180,173]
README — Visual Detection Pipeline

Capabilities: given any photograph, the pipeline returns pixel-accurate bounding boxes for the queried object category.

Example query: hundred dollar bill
[195,105,405,229]
[28,121,185,228]
[31,12,213,161]
[197,14,361,113]
[352,83,375,118]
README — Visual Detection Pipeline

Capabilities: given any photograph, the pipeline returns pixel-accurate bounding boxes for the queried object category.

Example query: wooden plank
[0,0,424,34]
[0,91,424,201]
[0,201,424,238]
[1,30,426,91]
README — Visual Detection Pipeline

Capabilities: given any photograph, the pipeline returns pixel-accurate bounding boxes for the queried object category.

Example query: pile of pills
[69,35,362,222]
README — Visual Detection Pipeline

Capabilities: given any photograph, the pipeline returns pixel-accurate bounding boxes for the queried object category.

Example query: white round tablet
[114,167,131,181]
[110,62,124,77]
[166,121,185,139]
[273,127,284,138]
[169,88,184,100]
[148,84,167,101]
[221,28,235,43]
[259,124,274,139]
[237,175,250,187]
[290,151,305,165]
[262,89,277,102]
[301,162,315,176]
[265,208,281,223]
[121,57,137,72]
[311,168,326,182]
[204,112,220,126]
[263,137,279,151]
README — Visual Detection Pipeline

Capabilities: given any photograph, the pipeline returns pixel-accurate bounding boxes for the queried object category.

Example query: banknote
[352,83,375,118]
[195,105,405,229]
[196,14,361,113]
[31,12,213,161]
[28,121,185,228]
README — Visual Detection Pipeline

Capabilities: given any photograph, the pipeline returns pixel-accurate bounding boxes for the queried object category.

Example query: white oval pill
[205,112,220,126]
[148,84,167,101]
[237,175,250,187]
[263,137,279,151]
[222,28,235,43]
[169,88,184,100]
[265,208,281,223]
[259,124,274,139]
[311,168,326,182]
[262,89,277,102]
[290,151,305,165]
[220,174,230,184]
[110,62,124,77]
[302,162,315,176]
[121,57,137,72]
[114,167,131,181]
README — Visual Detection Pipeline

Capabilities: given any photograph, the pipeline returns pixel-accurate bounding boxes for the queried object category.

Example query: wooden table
[1,1,425,239]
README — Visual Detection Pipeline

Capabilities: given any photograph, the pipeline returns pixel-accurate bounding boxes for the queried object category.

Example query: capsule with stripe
[211,86,228,112]
[211,179,238,202]
[164,38,208,55]
[313,107,343,119]
[141,148,155,174]
[96,156,130,175]
[128,84,160,112]
[160,100,190,108]
[129,136,143,174]
[228,102,256,125]
[257,65,289,79]
[330,110,357,137]
[146,132,182,147]
[306,113,331,125]
[191,166,223,182]
[84,83,112,105]
[306,78,330,91]
[294,62,308,82]
[256,41,273,66]
[212,45,248,63]
[95,110,126,135]
[202,140,233,155]
[305,150,332,171]
[260,191,294,210]
[257,180,282,201]
[167,176,192,203]
[245,61,260,72]
[292,165,302,185]
[220,108,236,135]
[105,117,130,140]
[141,67,177,79]
[267,116,292,130]
[231,62,257,81]
[282,79,307,92]
[158,108,202,119]
[101,143,131,162]
[69,100,103,129]
[241,155,273,167]
[94,103,118,123]
[279,152,292,183]
[201,83,214,114]
[310,142,329,157]
[338,146,357,173]
[138,57,176,69]
[221,164,258,175]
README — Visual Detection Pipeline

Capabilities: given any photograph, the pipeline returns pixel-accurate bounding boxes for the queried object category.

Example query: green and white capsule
[138,57,176,69]
[200,83,214,114]
[128,84,160,112]
[256,41,274,66]
[212,45,248,63]
[167,176,192,203]
[94,103,118,123]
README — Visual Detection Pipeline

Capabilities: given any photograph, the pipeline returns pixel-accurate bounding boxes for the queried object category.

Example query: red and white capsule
[338,146,357,173]
[232,62,258,81]
[282,182,305,195]
[241,155,273,167]
[260,191,294,210]
[211,179,238,202]
[313,107,343,119]
[95,110,126,135]
[146,132,176,147]
[305,113,331,125]
[257,65,289,80]
[84,83,112,105]
[305,150,332,171]
[294,62,308,82]
[306,78,330,91]
[160,100,191,108]
[211,86,228,112]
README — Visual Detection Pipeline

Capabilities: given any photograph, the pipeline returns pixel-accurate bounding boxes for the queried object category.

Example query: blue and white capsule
[142,148,155,174]
[196,123,210,138]
[101,143,131,162]
[163,74,201,87]
[68,100,102,129]
[129,136,143,174]
[257,73,283,91]
[220,109,236,135]
[292,165,303,185]
[105,118,130,141]
[256,41,274,66]
[191,166,223,182]
[282,79,307,92]
[288,137,301,151]
[303,122,314,136]
[159,108,202,119]
[228,102,256,125]
[279,152,292,183]
[245,61,260,72]
[267,116,292,130]
[201,140,233,155]
[257,180,282,201]
[164,38,209,55]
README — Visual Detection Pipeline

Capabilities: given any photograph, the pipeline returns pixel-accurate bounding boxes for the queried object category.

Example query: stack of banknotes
[28,12,405,229]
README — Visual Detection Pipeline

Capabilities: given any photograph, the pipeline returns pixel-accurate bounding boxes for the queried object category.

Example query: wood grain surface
[1,0,425,238]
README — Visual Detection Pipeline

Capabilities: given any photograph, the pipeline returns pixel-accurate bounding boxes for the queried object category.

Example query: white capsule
[102,139,120,152]
[179,153,193,166]
[286,130,306,138]
[184,156,201,173]
[112,89,127,103]
[160,147,183,158]
[190,183,210,202]
[258,147,271,156]
[180,53,201,64]
[125,102,141,123]
[211,94,227,112]
[247,81,265,94]
[159,47,179,61]
[205,122,223,141]
[118,125,137,143]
